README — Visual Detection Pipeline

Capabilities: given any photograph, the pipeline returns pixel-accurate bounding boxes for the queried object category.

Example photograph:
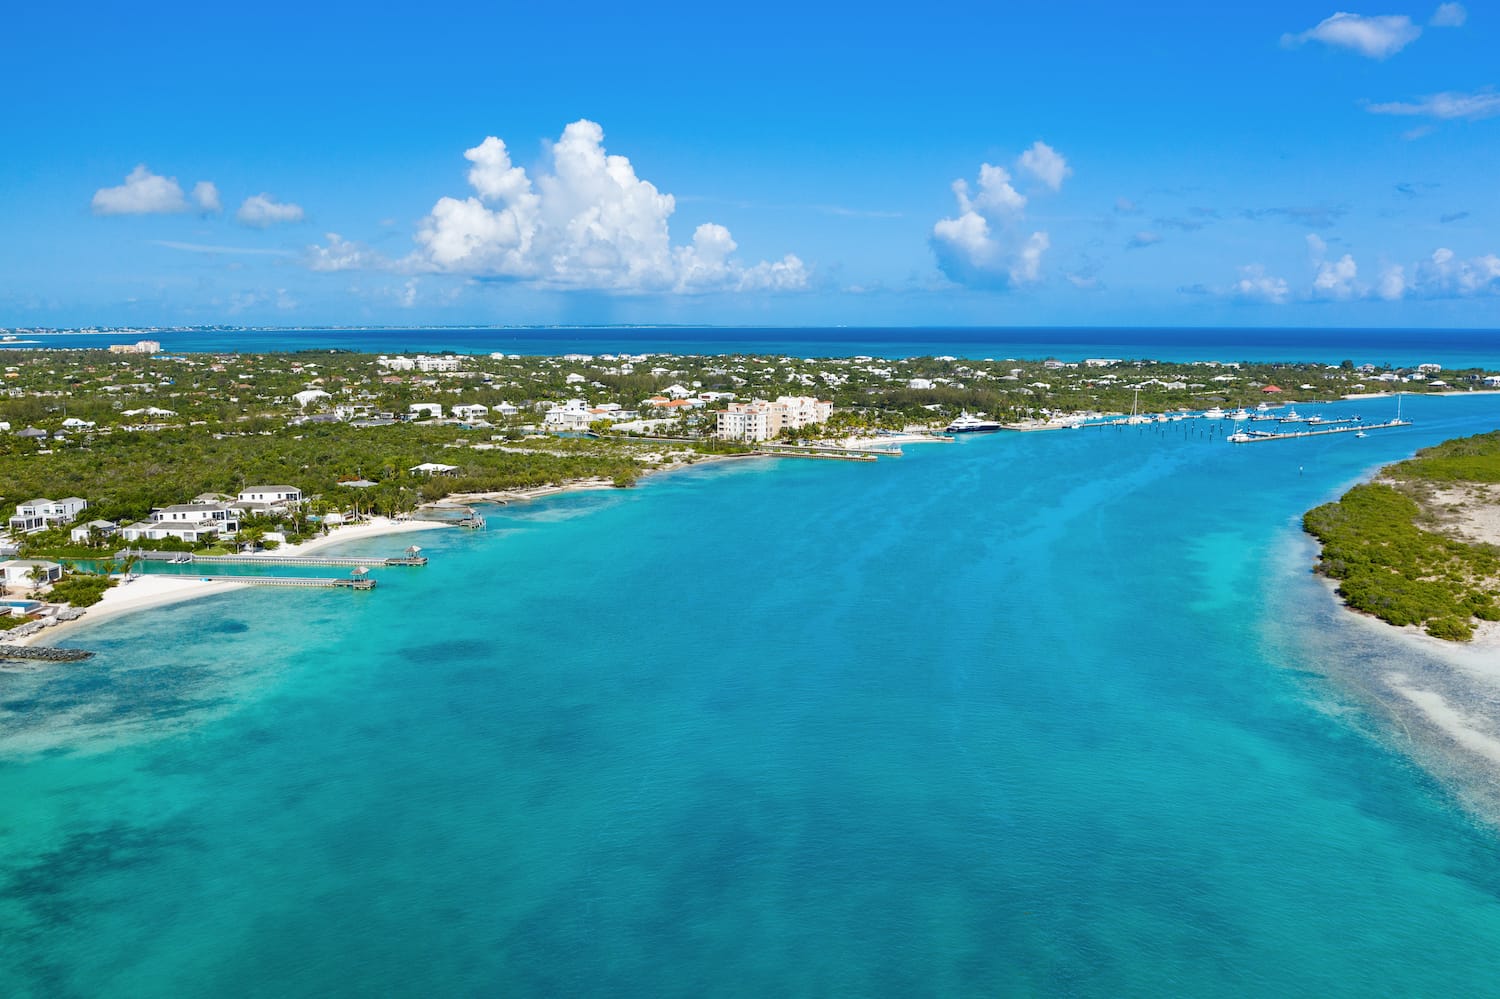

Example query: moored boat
[945,411,1002,433]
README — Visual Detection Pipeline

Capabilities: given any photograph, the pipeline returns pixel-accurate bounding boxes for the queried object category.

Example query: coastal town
[2,340,1498,642]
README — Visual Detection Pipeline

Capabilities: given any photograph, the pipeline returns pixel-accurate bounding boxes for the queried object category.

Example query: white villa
[70,519,119,544]
[237,486,304,509]
[0,559,63,589]
[410,462,459,476]
[8,497,88,535]
[120,503,241,544]
[452,404,490,422]
[544,400,595,430]
[409,403,443,419]
[715,396,834,442]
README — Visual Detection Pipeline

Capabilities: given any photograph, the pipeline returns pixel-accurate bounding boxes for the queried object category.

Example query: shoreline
[8,517,452,650]
[11,456,761,651]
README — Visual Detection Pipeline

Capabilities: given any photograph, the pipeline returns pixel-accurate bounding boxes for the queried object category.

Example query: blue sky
[3,1,1498,328]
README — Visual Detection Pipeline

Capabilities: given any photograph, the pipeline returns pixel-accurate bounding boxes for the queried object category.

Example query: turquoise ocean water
[6,391,1500,994]
[7,325,1500,368]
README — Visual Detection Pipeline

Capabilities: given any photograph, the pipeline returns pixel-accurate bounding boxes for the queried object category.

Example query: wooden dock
[0,644,93,662]
[188,574,377,590]
[118,548,427,567]
[753,445,889,461]
[1228,419,1411,444]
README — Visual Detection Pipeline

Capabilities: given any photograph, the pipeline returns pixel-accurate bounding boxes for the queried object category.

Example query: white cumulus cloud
[192,181,221,214]
[1231,264,1290,303]
[1307,233,1361,299]
[91,165,191,215]
[410,119,805,294]
[307,233,385,272]
[1377,265,1407,299]
[238,193,306,227]
[1417,247,1500,295]
[931,142,1067,288]
[1283,12,1422,58]
[1018,141,1071,191]
[1430,2,1466,26]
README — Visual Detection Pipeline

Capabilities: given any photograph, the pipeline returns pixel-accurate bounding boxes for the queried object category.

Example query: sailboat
[1124,387,1152,424]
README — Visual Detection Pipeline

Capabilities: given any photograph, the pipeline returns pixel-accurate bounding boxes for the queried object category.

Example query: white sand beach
[8,516,452,648]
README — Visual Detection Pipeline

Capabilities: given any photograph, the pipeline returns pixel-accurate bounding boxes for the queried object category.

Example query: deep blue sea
[5,325,1500,368]
[4,340,1500,993]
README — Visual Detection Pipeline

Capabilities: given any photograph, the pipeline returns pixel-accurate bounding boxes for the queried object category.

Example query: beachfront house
[70,520,119,544]
[410,462,459,476]
[452,403,490,422]
[0,559,63,589]
[237,486,304,510]
[120,503,240,544]
[8,497,88,535]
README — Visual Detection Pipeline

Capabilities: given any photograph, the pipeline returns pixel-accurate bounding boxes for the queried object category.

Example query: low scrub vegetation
[1305,431,1500,641]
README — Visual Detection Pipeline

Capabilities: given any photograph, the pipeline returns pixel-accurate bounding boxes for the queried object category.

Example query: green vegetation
[1304,431,1500,641]
[3,346,1497,577]
[1385,429,1500,484]
[46,572,116,607]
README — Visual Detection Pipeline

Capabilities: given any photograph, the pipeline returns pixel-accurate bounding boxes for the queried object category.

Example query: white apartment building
[715,397,833,441]
[716,406,772,441]
[108,340,161,354]
[377,354,462,373]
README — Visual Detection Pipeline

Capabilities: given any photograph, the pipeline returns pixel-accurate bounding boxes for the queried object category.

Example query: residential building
[0,559,63,588]
[410,462,459,476]
[8,497,87,534]
[715,396,834,441]
[416,355,462,373]
[107,340,161,355]
[70,520,119,544]
[237,486,303,508]
[544,400,596,430]
[452,404,490,422]
[120,502,240,544]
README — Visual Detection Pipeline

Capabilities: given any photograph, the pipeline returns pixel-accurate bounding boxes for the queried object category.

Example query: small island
[1304,431,1500,641]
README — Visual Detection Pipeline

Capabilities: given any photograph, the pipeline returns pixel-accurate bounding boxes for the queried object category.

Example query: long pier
[0,645,93,662]
[1228,419,1410,443]
[117,549,427,567]
[754,447,882,462]
[187,574,377,590]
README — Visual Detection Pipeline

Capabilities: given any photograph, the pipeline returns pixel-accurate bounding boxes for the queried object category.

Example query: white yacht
[945,411,1002,433]
[1229,408,1251,421]
[1202,406,1226,420]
